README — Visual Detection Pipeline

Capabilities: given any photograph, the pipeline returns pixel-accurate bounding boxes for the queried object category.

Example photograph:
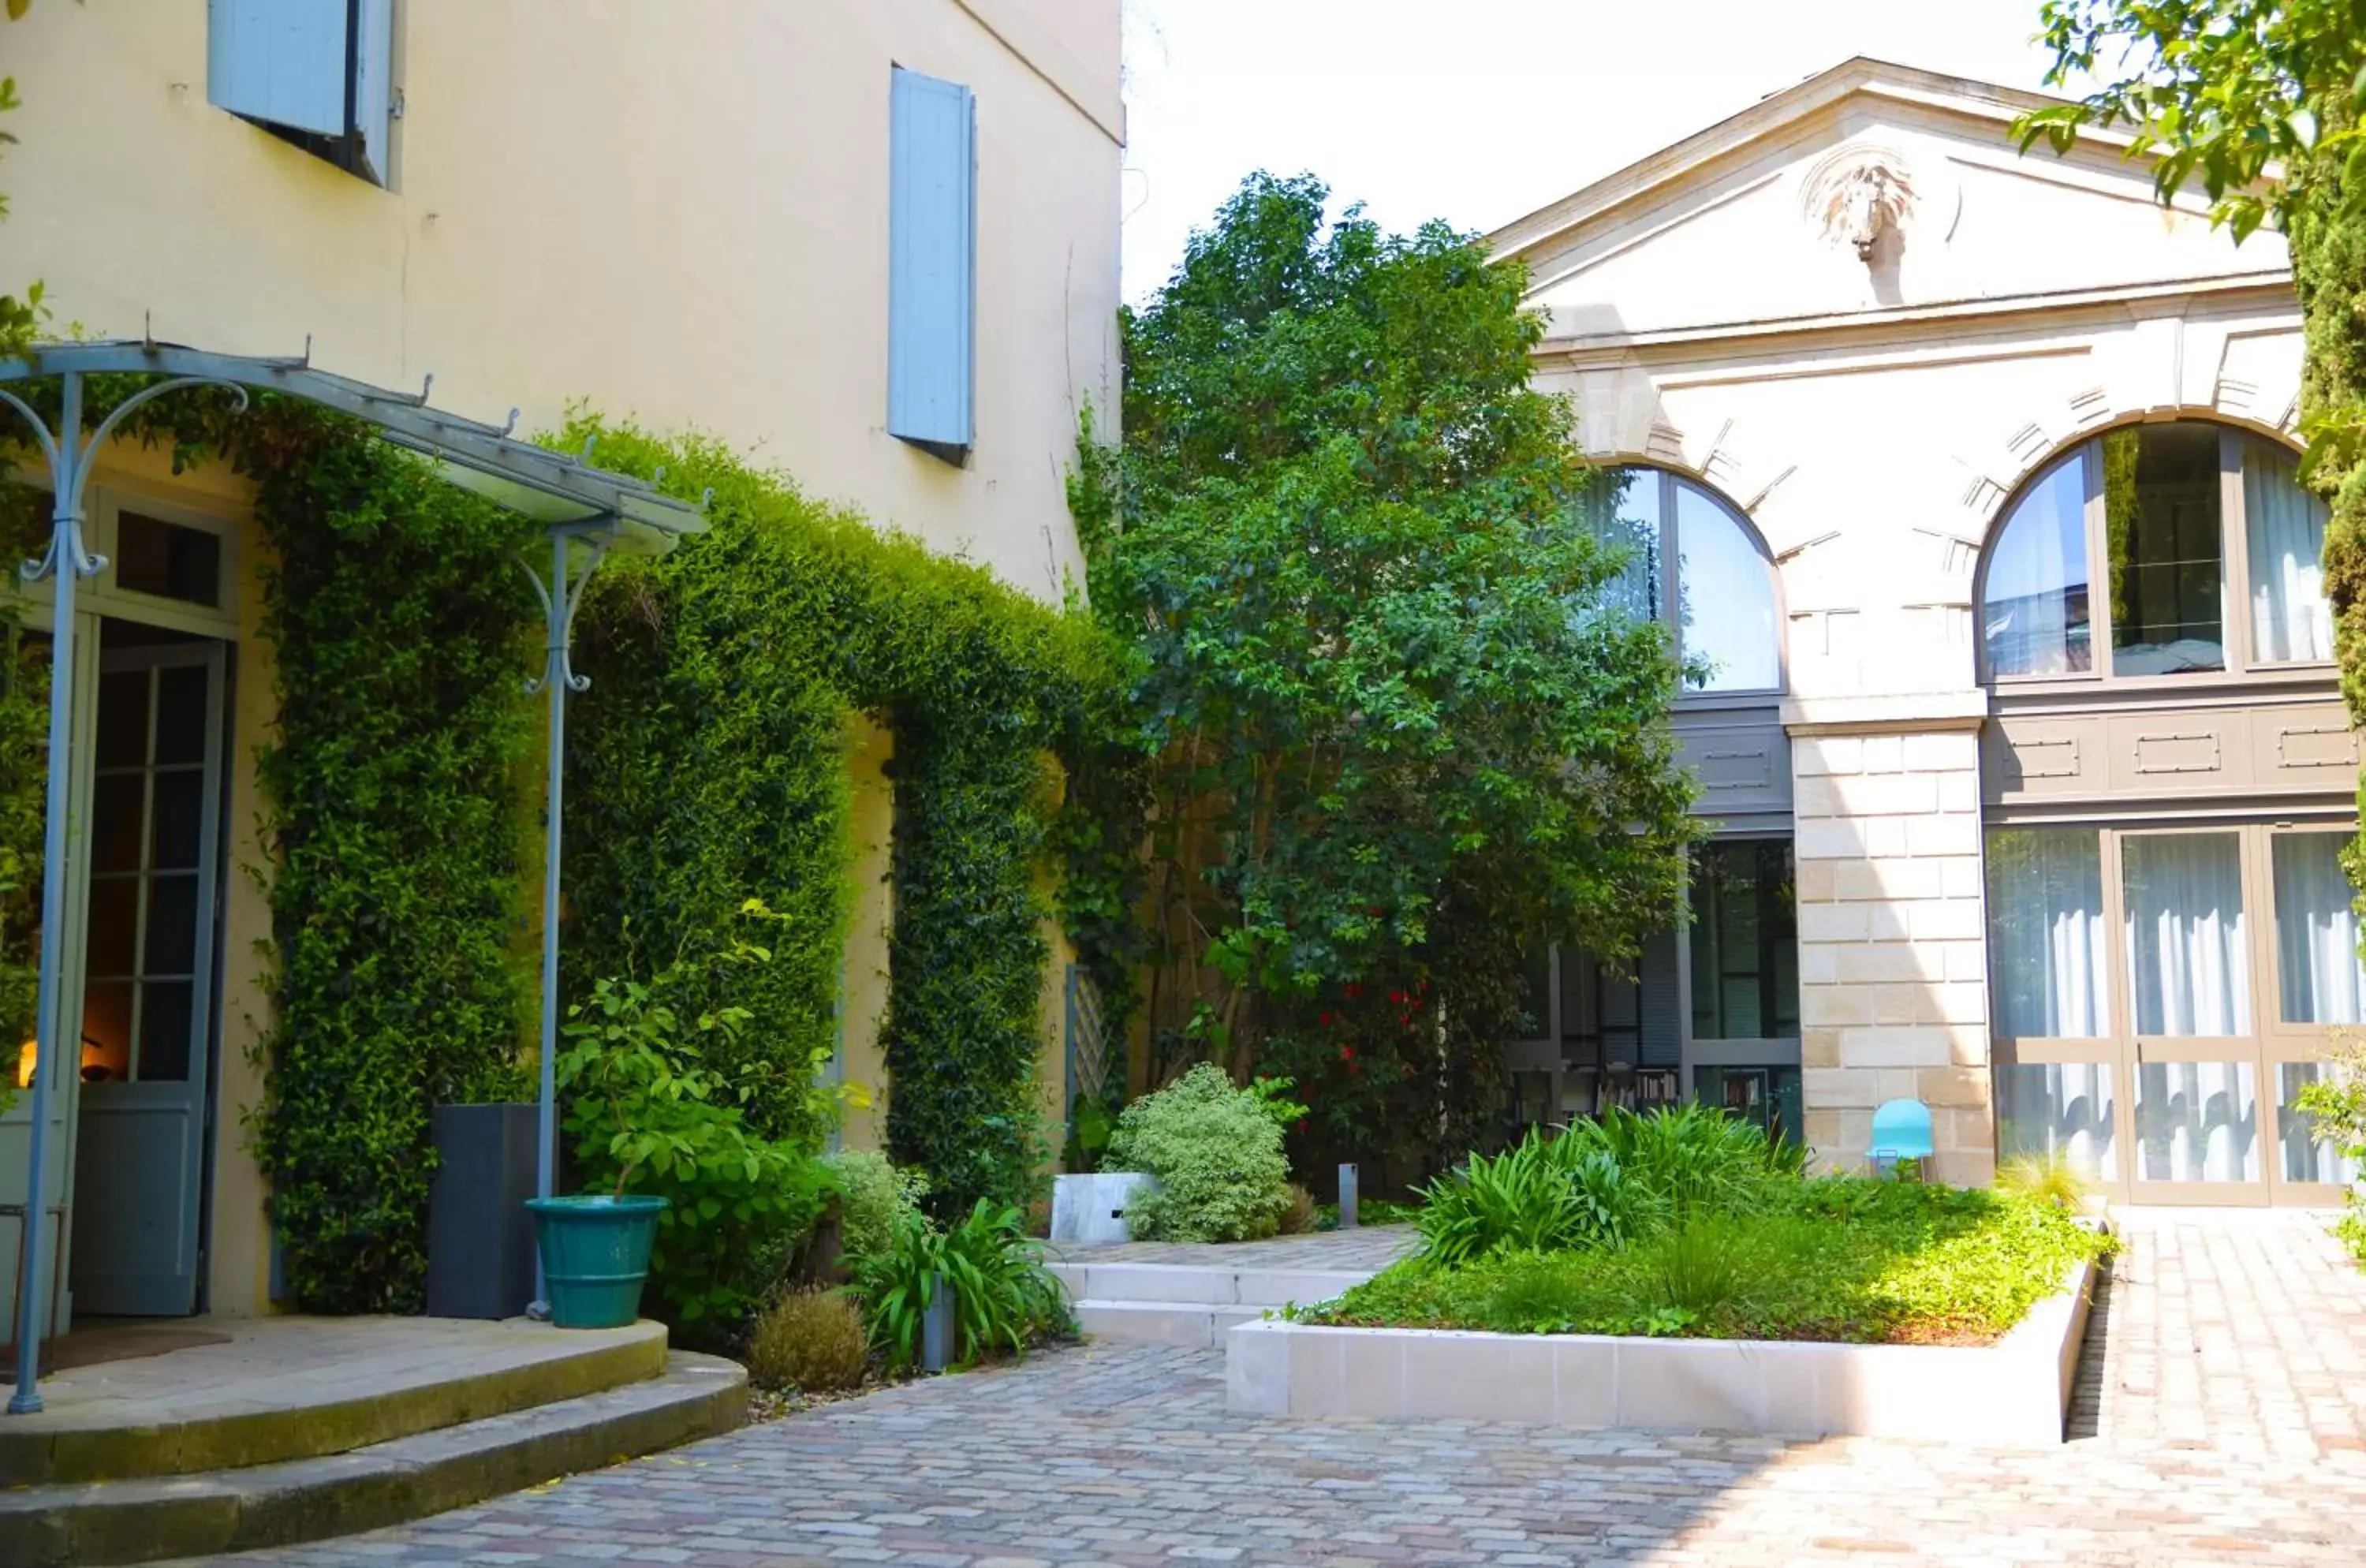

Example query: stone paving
[1044,1226,1418,1273]
[194,1209,2366,1566]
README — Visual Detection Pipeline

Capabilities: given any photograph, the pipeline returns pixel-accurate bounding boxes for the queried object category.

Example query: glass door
[2259,828,2366,1204]
[2116,828,2266,1202]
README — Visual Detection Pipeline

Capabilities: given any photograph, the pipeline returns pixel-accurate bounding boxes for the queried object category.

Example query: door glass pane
[1695,1065,1803,1149]
[2134,1060,2259,1182]
[2245,438,2334,663]
[1675,483,1780,692]
[143,874,198,976]
[85,877,138,977]
[1996,1062,2117,1182]
[1580,468,1662,622]
[2106,423,2225,675]
[79,980,133,1084]
[1562,947,1640,1072]
[136,980,193,1082]
[95,669,148,767]
[1689,840,1798,1040]
[2123,834,2248,1036]
[2276,1062,2360,1185]
[2272,833,2366,1025]
[149,770,205,871]
[1986,828,2109,1036]
[153,663,211,764]
[91,774,144,873]
[1982,454,2091,677]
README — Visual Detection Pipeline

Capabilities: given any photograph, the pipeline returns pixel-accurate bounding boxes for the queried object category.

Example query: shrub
[1414,1106,1796,1267]
[1995,1150,2090,1212]
[1107,1064,1293,1242]
[823,1149,930,1267]
[1278,1184,1316,1235]
[2295,1042,2366,1262]
[853,1200,1070,1370]
[558,935,835,1331]
[745,1287,870,1393]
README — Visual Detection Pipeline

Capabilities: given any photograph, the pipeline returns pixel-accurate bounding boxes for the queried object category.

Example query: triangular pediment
[1491,58,2290,342]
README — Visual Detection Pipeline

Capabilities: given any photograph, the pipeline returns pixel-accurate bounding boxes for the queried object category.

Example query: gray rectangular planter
[426,1103,541,1320]
[1048,1171,1155,1245]
[1226,1253,2097,1447]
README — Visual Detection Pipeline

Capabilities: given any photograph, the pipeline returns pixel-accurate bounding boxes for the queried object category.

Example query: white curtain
[1997,1062,2117,1181]
[2124,834,2249,1036]
[1987,829,2108,1036]
[2136,1061,2260,1182]
[2273,834,2366,1025]
[2246,438,2334,663]
[1981,457,2089,676]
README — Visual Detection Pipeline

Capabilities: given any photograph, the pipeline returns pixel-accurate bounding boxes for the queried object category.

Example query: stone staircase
[1050,1258,1376,1349]
[0,1316,744,1566]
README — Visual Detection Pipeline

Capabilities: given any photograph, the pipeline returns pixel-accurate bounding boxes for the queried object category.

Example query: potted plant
[528,972,759,1329]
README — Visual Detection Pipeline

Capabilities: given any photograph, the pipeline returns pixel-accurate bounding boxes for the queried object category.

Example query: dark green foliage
[553,416,1118,1215]
[1413,1106,1802,1269]
[245,415,537,1313]
[1072,173,1698,1178]
[1321,1177,2108,1344]
[852,1199,1070,1369]
[556,934,834,1327]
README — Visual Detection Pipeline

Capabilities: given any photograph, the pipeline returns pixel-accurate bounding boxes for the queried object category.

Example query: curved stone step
[0,1350,746,1567]
[0,1316,670,1486]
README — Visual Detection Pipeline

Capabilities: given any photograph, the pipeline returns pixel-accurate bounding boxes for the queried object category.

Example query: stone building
[1491,58,2349,1200]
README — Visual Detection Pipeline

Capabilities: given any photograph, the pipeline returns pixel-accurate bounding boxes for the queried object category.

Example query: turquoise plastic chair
[1868,1098,1934,1166]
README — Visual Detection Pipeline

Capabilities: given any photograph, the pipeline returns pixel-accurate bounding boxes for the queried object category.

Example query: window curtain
[2123,834,2249,1036]
[1996,1062,2117,1180]
[1986,829,2108,1036]
[1578,469,1661,623]
[2245,438,2334,663]
[2272,834,2366,1025]
[2135,1061,2259,1182]
[1981,457,2089,677]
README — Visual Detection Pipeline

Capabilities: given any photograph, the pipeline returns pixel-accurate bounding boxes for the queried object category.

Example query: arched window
[1582,467,1782,694]
[1979,421,2331,683]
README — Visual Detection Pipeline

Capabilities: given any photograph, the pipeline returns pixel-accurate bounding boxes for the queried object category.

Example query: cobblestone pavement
[1046,1226,1418,1272]
[201,1209,2366,1567]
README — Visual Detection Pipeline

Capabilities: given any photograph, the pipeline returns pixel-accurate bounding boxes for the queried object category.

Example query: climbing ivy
[554,416,1121,1216]
[241,409,539,1312]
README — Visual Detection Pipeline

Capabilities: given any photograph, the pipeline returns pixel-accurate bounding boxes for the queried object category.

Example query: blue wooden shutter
[207,0,349,139]
[351,0,395,187]
[887,67,978,461]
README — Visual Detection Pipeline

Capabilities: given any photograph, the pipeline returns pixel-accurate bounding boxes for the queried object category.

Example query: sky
[1118,0,2077,303]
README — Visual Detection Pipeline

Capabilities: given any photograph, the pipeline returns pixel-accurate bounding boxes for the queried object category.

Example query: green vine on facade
[558,416,1121,1217]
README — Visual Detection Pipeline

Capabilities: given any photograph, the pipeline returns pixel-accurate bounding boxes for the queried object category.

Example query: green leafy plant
[2296,1042,2366,1259]
[821,1148,930,1267]
[1107,1062,1293,1242]
[558,936,835,1328]
[555,416,1120,1216]
[744,1285,870,1393]
[852,1199,1069,1370]
[1071,172,1700,1178]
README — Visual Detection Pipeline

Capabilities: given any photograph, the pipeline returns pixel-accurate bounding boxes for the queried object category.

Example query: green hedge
[557,417,1119,1214]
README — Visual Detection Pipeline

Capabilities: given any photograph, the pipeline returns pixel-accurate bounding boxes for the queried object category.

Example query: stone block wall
[1791,726,1996,1185]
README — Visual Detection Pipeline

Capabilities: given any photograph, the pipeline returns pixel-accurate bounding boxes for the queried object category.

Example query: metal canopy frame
[0,341,704,1412]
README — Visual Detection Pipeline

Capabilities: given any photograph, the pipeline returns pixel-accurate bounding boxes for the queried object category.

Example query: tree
[2014,3,2366,901]
[1073,174,1699,1181]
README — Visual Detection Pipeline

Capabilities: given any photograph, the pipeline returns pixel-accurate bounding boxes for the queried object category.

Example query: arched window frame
[1973,420,2331,691]
[1599,464,1789,701]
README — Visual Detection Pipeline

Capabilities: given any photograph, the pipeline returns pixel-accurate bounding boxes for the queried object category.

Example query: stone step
[1073,1299,1268,1350]
[1051,1262,1369,1309]
[0,1316,673,1486]
[0,1350,746,1567]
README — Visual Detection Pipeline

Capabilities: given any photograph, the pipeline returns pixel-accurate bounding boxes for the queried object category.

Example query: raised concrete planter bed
[1049,1171,1155,1244]
[1226,1252,2096,1447]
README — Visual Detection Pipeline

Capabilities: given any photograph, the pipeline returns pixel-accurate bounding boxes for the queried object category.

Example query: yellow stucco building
[0,0,1121,1327]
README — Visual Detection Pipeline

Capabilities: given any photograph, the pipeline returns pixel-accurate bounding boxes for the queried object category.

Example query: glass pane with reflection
[1982,454,2091,677]
[1675,483,1779,692]
[2107,424,2225,675]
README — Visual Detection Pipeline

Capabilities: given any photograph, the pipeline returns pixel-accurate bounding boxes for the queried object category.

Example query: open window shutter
[207,0,349,139]
[887,68,978,461]
[351,0,395,186]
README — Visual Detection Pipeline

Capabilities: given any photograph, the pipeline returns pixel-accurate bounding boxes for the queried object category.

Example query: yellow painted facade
[2,0,1118,1318]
